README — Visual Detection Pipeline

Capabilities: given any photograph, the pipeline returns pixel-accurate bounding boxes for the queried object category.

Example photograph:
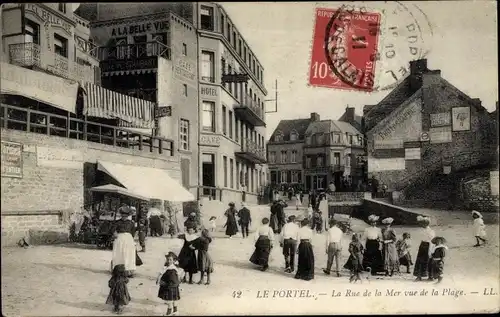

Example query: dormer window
[274,132,283,142]
[58,3,66,13]
[290,130,298,141]
[316,133,324,144]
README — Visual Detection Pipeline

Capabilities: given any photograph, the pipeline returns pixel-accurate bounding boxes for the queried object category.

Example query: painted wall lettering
[200,86,217,97]
[25,4,72,35]
[111,21,169,36]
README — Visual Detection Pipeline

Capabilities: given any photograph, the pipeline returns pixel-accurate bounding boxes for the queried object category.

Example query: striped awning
[82,82,155,129]
[102,69,157,77]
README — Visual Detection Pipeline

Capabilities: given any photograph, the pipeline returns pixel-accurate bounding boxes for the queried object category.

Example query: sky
[222,1,498,138]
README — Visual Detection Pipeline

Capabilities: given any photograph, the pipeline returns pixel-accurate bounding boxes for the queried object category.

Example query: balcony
[235,137,267,164]
[234,93,266,127]
[96,41,171,61]
[115,88,157,103]
[304,165,345,174]
[8,43,100,84]
[9,42,41,68]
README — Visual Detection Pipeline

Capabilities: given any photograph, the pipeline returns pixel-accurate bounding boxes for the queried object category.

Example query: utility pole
[264,79,278,113]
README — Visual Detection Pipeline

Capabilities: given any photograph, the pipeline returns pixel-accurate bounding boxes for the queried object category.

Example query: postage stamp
[308,2,433,92]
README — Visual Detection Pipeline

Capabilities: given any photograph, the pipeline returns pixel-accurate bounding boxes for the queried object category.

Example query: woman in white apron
[111,207,138,277]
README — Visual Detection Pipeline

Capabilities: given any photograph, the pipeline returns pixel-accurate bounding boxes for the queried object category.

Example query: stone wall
[1,128,181,246]
[360,199,425,226]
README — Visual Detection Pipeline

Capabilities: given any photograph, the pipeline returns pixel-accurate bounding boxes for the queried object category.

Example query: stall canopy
[97,160,195,202]
[89,184,150,201]
[82,82,155,129]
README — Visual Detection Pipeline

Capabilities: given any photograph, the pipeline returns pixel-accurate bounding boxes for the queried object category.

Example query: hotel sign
[100,57,158,72]
[25,4,72,35]
[1,141,23,178]
[200,134,221,147]
[200,85,217,97]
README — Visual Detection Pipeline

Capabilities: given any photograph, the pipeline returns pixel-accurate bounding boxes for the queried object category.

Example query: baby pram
[96,218,115,249]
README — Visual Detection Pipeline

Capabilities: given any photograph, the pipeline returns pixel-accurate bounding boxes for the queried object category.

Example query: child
[157,252,185,316]
[192,229,214,285]
[472,210,487,247]
[106,264,131,314]
[312,211,323,233]
[208,216,217,233]
[396,232,413,273]
[307,204,313,220]
[429,236,447,283]
[348,233,364,283]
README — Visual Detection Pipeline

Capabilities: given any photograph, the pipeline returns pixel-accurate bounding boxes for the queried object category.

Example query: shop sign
[111,20,169,37]
[1,141,22,178]
[420,132,430,142]
[430,112,451,127]
[155,106,171,118]
[452,107,471,131]
[404,148,421,160]
[174,58,196,83]
[100,57,157,72]
[200,134,220,147]
[25,4,72,35]
[430,126,452,144]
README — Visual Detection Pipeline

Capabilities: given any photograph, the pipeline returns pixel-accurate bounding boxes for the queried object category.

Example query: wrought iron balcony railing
[9,42,41,68]
[241,93,264,119]
[234,93,266,127]
[96,41,171,61]
[236,137,266,163]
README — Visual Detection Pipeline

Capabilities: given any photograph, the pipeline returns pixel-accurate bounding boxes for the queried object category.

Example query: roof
[363,76,416,132]
[338,111,362,131]
[305,120,361,136]
[332,120,362,135]
[269,118,312,142]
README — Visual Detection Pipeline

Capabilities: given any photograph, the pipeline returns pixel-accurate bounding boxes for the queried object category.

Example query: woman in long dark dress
[177,226,199,284]
[413,216,435,281]
[270,200,287,234]
[224,202,239,238]
[249,217,275,271]
[359,214,384,275]
[381,217,399,276]
[111,207,141,277]
[295,218,315,281]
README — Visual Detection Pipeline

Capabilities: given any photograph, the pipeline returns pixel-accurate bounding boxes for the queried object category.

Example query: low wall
[360,198,426,226]
[1,210,70,246]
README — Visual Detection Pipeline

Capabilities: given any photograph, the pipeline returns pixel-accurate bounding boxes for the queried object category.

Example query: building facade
[267,116,314,189]
[196,3,268,204]
[1,3,100,84]
[267,112,366,191]
[364,59,498,197]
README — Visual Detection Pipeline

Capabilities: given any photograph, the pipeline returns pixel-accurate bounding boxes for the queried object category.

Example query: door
[202,154,215,198]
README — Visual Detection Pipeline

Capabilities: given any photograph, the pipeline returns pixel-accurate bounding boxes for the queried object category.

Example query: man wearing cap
[238,203,252,238]
[280,215,299,273]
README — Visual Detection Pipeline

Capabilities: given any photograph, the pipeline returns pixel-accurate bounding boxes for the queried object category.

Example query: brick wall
[1,128,181,246]
[1,212,64,246]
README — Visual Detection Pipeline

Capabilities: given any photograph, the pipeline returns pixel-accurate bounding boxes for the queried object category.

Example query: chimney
[409,59,428,92]
[471,98,482,108]
[310,112,320,122]
[345,106,355,122]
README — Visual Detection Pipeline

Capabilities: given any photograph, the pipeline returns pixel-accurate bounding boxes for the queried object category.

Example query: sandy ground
[2,206,499,316]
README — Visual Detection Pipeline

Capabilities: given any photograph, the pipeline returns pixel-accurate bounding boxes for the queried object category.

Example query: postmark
[308,2,433,92]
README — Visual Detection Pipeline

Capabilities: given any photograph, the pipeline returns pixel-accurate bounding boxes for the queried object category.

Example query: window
[58,3,66,13]
[221,15,225,34]
[200,6,214,31]
[201,51,214,82]
[257,66,260,80]
[180,119,190,151]
[306,157,312,168]
[183,84,188,96]
[291,171,299,183]
[275,133,283,142]
[228,110,233,139]
[230,159,234,188]
[235,118,239,142]
[316,133,324,144]
[223,156,228,187]
[24,20,40,44]
[333,152,341,165]
[232,31,236,47]
[280,151,287,164]
[236,162,240,186]
[227,65,233,94]
[235,81,239,99]
[202,101,215,132]
[222,105,227,135]
[227,23,231,42]
[281,171,288,183]
[260,70,263,83]
[346,155,351,167]
[349,135,353,145]
[291,150,297,163]
[317,156,324,167]
[244,47,247,62]
[332,133,341,144]
[290,131,298,141]
[252,60,256,73]
[269,151,276,163]
[182,43,187,56]
[54,34,68,57]
[238,39,242,55]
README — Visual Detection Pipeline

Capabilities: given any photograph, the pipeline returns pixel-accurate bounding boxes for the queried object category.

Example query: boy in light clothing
[280,215,300,273]
[323,219,343,277]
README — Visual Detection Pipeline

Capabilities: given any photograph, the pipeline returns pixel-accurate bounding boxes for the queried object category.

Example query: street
[1,207,499,315]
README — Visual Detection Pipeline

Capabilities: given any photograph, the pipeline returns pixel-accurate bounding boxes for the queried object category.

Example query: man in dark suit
[237,203,252,238]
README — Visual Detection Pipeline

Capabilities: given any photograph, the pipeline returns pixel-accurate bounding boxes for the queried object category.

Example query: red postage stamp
[308,7,382,92]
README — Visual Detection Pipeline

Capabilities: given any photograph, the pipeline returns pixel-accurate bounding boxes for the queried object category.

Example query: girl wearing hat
[472,210,487,247]
[381,217,399,277]
[359,215,384,275]
[111,206,138,277]
[429,237,447,283]
[157,252,184,316]
[413,216,435,281]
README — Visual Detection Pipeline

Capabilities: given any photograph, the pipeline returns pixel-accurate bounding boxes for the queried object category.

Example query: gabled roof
[338,111,362,131]
[269,118,312,142]
[364,76,416,132]
[332,120,362,135]
[305,120,361,136]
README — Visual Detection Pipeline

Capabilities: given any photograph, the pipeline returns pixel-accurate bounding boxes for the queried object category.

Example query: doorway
[202,153,215,198]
